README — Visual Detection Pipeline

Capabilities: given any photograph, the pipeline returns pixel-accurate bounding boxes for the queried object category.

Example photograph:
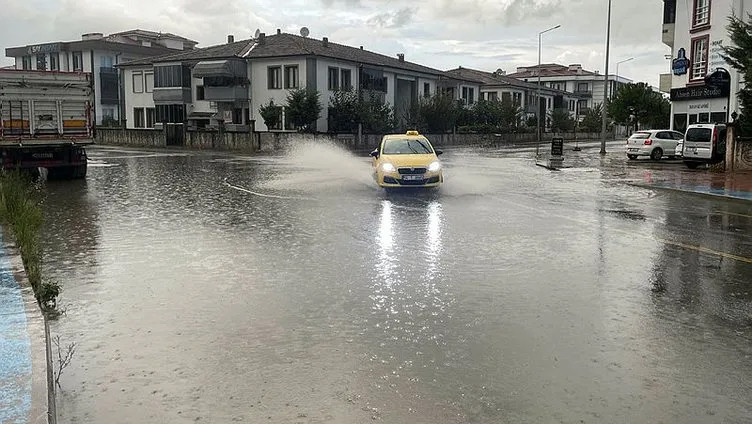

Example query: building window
[267,66,282,89]
[154,65,190,88]
[359,67,387,93]
[690,35,709,80]
[101,55,114,69]
[513,92,522,106]
[284,65,299,89]
[423,82,431,98]
[155,104,186,123]
[569,100,576,112]
[547,97,552,109]
[72,52,83,71]
[102,107,115,120]
[145,73,154,92]
[341,69,352,91]
[50,54,58,71]
[196,85,205,100]
[490,92,500,101]
[133,108,145,128]
[21,56,31,70]
[461,87,475,105]
[36,55,47,71]
[146,108,155,128]
[132,72,144,93]
[577,99,588,113]
[692,0,711,28]
[577,82,588,93]
[328,67,340,90]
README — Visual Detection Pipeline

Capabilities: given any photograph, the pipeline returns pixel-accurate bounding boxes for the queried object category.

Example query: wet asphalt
[41,140,751,423]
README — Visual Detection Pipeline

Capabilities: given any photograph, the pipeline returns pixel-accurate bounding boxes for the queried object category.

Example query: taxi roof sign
[406,130,420,136]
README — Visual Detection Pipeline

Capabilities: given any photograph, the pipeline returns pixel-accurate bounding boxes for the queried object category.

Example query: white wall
[315,58,360,131]
[123,67,156,129]
[190,76,214,115]
[250,57,307,131]
[417,77,436,98]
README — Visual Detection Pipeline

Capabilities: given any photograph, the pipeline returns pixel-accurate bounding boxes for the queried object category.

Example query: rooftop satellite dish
[254,29,261,39]
[300,27,310,38]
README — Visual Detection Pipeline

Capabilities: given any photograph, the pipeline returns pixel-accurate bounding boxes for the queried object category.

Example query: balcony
[662,23,675,47]
[153,87,192,104]
[204,85,248,102]
[574,89,592,97]
[99,67,119,105]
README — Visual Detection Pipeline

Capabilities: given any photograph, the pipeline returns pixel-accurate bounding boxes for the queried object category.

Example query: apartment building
[445,67,587,125]
[5,30,197,124]
[505,63,632,114]
[661,0,751,132]
[118,31,481,132]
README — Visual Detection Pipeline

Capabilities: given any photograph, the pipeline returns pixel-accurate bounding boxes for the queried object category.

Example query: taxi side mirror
[370,149,380,158]
[435,150,443,156]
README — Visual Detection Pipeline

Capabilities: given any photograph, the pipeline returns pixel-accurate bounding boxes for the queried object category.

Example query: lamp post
[600,0,612,155]
[536,24,561,157]
[614,57,634,99]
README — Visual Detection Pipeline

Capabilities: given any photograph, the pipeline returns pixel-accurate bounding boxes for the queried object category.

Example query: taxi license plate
[402,175,424,181]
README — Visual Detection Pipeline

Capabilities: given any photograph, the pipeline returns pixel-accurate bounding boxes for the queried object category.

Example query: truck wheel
[72,163,87,179]
[684,161,699,169]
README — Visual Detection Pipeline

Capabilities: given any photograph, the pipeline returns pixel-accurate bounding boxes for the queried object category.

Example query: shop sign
[26,43,60,55]
[672,48,690,76]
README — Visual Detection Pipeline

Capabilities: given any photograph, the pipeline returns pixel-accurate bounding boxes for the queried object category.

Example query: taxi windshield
[382,138,434,155]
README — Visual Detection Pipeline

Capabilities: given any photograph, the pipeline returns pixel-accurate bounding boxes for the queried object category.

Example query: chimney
[277,28,281,35]
[227,34,234,43]
[322,37,329,47]
[81,32,104,41]
[359,46,363,50]
[259,32,266,43]
[568,63,582,73]
[397,53,405,62]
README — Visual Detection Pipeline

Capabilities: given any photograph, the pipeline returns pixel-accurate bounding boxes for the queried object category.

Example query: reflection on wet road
[42,142,752,423]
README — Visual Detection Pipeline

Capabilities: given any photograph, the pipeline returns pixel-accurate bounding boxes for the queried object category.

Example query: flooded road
[42,142,752,423]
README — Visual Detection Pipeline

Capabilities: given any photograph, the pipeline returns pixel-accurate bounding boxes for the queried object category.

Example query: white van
[683,124,727,169]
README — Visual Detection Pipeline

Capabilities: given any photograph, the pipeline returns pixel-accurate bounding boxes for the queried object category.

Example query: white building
[119,31,481,132]
[445,67,587,125]
[5,30,197,124]
[505,63,632,114]
[661,0,750,132]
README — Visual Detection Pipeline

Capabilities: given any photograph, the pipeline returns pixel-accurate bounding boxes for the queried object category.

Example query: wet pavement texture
[42,141,752,424]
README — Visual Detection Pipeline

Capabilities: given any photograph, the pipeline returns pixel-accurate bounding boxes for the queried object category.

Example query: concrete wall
[726,127,752,172]
[95,128,606,154]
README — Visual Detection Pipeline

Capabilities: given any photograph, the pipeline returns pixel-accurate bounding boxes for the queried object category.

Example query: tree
[258,100,282,130]
[608,82,670,129]
[549,108,574,132]
[415,93,459,133]
[328,90,398,133]
[721,14,752,135]
[581,103,604,133]
[286,88,322,132]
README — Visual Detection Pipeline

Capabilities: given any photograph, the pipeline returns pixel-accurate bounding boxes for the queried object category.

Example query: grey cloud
[367,7,416,28]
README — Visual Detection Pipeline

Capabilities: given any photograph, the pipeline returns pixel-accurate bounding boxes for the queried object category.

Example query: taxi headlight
[381,163,396,172]
[428,161,441,172]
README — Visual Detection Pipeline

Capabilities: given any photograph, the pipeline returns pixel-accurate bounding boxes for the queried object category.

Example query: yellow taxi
[370,131,443,188]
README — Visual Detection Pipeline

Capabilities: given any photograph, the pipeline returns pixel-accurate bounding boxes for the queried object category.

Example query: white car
[625,130,684,161]
[675,140,683,158]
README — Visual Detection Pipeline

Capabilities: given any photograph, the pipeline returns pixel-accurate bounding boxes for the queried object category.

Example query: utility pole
[537,24,561,157]
[600,0,612,155]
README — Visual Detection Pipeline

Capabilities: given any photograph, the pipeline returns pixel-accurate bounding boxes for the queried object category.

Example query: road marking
[503,194,752,264]
[715,211,752,219]
[222,178,312,200]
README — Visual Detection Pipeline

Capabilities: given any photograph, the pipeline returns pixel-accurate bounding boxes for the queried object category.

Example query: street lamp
[600,0,612,155]
[536,24,561,157]
[613,57,634,99]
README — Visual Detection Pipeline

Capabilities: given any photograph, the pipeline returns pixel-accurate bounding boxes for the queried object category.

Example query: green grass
[0,171,58,311]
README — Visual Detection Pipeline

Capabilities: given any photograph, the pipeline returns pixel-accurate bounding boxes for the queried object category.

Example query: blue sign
[672,48,690,76]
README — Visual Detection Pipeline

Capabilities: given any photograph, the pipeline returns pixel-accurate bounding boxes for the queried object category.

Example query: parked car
[370,131,443,188]
[683,124,727,169]
[675,140,684,158]
[625,130,684,161]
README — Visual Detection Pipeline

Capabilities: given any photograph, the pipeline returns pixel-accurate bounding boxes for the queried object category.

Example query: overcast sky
[1,0,669,85]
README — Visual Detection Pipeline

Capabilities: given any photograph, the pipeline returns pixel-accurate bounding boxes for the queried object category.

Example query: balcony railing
[574,89,592,96]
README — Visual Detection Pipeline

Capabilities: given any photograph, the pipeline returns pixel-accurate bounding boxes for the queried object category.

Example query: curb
[630,183,752,203]
[2,230,54,424]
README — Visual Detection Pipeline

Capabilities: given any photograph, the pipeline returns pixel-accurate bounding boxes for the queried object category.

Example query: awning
[188,111,216,119]
[192,60,236,78]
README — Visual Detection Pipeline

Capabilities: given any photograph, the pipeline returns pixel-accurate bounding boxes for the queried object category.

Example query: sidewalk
[628,169,752,201]
[0,230,50,424]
